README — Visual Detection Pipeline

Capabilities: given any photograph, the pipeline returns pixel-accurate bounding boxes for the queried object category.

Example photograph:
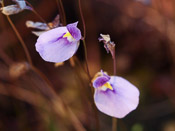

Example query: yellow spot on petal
[63,31,74,42]
[63,32,72,38]
[102,82,113,90]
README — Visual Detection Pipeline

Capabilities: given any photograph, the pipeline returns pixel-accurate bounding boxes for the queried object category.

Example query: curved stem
[55,0,63,23]
[78,0,90,84]
[112,47,117,131]
[1,1,32,65]
[25,0,47,24]
[112,118,117,131]
[78,0,99,130]
[30,65,53,89]
[113,49,116,76]
[82,40,91,81]
[78,0,86,39]
[55,0,66,25]
[1,1,55,90]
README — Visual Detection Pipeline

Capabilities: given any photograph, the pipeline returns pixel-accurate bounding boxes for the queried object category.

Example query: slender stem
[1,1,32,65]
[112,118,117,131]
[25,0,47,24]
[31,9,47,24]
[113,49,116,76]
[30,65,53,89]
[1,1,55,91]
[78,0,91,83]
[78,0,100,130]
[78,0,86,39]
[78,0,91,85]
[55,0,63,23]
[82,34,100,131]
[82,40,91,81]
[56,0,66,25]
[112,47,117,131]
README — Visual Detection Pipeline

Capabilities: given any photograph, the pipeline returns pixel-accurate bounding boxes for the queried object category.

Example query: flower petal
[35,22,81,63]
[1,0,31,15]
[93,75,110,88]
[26,20,49,30]
[36,38,79,63]
[94,76,139,118]
[36,27,67,44]
[32,31,47,37]
[67,22,81,41]
[1,5,21,15]
[16,1,27,9]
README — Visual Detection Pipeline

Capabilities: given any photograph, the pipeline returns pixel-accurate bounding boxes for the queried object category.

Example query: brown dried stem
[2,0,33,65]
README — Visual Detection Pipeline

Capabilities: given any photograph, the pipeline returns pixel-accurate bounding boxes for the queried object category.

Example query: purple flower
[35,22,81,63]
[92,70,139,118]
[1,0,32,15]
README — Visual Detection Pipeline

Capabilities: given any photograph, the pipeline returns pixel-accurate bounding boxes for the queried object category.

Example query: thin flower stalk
[112,48,117,131]
[55,0,66,25]
[24,0,47,24]
[1,0,32,65]
[78,0,99,130]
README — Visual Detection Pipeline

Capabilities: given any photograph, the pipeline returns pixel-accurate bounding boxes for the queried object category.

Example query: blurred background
[0,0,175,130]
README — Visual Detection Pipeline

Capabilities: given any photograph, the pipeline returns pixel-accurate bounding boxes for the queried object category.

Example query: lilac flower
[26,21,50,30]
[1,0,31,15]
[35,22,81,63]
[92,70,139,118]
[26,14,61,36]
